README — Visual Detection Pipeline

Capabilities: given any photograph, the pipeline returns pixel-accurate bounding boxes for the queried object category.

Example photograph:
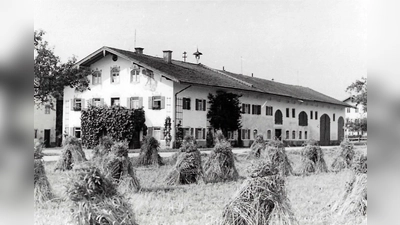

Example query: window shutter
[139,97,143,108]
[71,99,74,111]
[70,127,74,136]
[81,99,85,109]
[188,98,191,110]
[148,97,153,109]
[161,96,165,109]
[195,99,199,110]
[203,100,206,111]
[190,128,194,136]
[100,98,104,106]
[147,127,153,137]
[86,99,92,107]
[202,128,205,139]
[126,97,131,109]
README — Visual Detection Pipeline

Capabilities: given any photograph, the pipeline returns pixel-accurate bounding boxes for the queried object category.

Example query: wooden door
[44,129,51,148]
[319,114,331,145]
[338,116,344,141]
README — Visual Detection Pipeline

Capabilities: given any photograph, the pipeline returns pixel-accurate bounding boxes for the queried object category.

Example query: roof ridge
[199,64,254,88]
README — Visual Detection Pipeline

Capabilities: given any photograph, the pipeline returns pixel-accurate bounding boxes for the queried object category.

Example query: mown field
[35,146,367,225]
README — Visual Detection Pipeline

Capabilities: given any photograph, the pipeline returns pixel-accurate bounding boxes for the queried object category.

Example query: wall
[34,100,57,146]
[63,54,174,147]
[172,83,346,147]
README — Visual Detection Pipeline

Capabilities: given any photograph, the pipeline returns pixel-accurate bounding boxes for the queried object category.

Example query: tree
[346,77,367,111]
[346,118,367,136]
[34,30,91,106]
[207,90,242,137]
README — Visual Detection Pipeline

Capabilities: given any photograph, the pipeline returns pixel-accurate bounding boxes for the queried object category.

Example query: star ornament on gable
[193,48,202,64]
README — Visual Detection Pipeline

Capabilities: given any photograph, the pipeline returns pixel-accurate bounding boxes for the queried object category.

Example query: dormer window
[130,64,140,83]
[110,66,120,84]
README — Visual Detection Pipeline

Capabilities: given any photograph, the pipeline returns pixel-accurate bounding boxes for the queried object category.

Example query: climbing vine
[81,105,146,148]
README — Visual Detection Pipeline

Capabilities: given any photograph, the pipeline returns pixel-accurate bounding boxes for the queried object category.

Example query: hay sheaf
[54,136,87,171]
[165,135,203,185]
[92,136,114,161]
[65,165,137,225]
[247,134,266,159]
[34,159,53,205]
[101,142,141,193]
[267,140,294,176]
[203,131,239,183]
[352,154,367,174]
[137,136,163,166]
[299,141,328,175]
[331,140,355,172]
[330,173,367,218]
[220,162,297,225]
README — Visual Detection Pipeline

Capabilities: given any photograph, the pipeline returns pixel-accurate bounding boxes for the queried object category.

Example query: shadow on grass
[139,186,184,193]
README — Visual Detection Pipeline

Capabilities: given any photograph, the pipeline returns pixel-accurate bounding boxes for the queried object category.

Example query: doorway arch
[275,110,283,124]
[320,114,331,145]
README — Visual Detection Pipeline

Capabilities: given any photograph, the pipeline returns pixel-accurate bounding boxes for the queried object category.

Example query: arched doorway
[320,114,331,145]
[275,110,283,124]
[338,116,344,141]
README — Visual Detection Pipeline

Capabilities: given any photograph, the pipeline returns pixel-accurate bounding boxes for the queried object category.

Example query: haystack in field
[137,136,163,166]
[92,136,114,160]
[203,131,239,183]
[299,140,328,175]
[65,165,138,225]
[267,140,294,176]
[247,134,266,158]
[54,136,87,171]
[330,172,367,218]
[102,142,141,193]
[34,142,53,204]
[331,139,355,172]
[352,153,367,174]
[220,162,297,225]
[165,135,203,185]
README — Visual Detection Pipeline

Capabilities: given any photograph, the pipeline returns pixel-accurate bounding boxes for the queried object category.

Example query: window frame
[182,98,191,110]
[292,108,296,118]
[92,70,102,85]
[111,97,120,106]
[45,105,51,114]
[110,66,120,84]
[286,108,290,117]
[195,99,206,111]
[310,110,313,119]
[74,127,81,138]
[299,131,302,139]
[298,111,308,126]
[315,111,318,120]
[152,96,162,110]
[34,129,38,139]
[73,98,82,111]
[252,104,261,115]
[265,106,273,116]
[292,130,296,139]
[267,130,272,139]
[130,64,140,83]
[92,98,102,107]
[285,130,290,139]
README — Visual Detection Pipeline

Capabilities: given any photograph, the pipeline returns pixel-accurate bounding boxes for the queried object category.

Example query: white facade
[343,97,367,136]
[34,99,57,147]
[64,47,347,148]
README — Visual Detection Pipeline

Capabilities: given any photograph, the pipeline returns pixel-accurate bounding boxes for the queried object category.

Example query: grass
[35,146,367,225]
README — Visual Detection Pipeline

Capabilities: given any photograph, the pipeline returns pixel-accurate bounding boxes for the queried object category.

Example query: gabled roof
[76,46,350,107]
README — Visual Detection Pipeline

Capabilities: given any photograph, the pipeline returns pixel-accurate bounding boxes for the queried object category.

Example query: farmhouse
[343,97,367,137]
[63,46,350,148]
[34,99,57,147]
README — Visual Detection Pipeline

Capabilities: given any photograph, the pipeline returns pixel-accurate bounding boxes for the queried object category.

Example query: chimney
[135,47,144,54]
[163,50,172,63]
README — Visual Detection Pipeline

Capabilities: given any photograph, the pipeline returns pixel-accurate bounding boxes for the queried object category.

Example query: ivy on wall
[81,105,146,148]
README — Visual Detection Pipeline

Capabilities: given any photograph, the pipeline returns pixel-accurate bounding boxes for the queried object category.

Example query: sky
[34,0,366,100]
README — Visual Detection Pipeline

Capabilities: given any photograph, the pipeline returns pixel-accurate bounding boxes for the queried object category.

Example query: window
[292,108,296,118]
[242,104,251,114]
[315,111,318,120]
[129,97,142,109]
[355,108,359,113]
[252,105,261,115]
[275,110,283,124]
[285,130,289,139]
[195,128,205,139]
[298,111,308,126]
[130,64,140,83]
[183,98,191,110]
[45,105,51,114]
[111,98,120,106]
[34,129,38,139]
[310,111,313,119]
[299,131,302,139]
[92,70,102,85]
[195,99,206,111]
[286,108,290,117]
[347,108,350,113]
[183,128,190,137]
[333,113,336,121]
[149,96,165,110]
[267,130,272,139]
[265,106,273,116]
[92,98,103,107]
[292,131,296,139]
[74,127,81,138]
[72,98,82,111]
[153,127,162,140]
[110,66,120,83]
[305,131,308,139]
[241,129,251,139]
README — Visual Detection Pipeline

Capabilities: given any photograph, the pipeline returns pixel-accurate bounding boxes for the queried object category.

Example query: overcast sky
[34,0,366,100]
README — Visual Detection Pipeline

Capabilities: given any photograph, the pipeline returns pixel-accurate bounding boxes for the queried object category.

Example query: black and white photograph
[33,1,367,224]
